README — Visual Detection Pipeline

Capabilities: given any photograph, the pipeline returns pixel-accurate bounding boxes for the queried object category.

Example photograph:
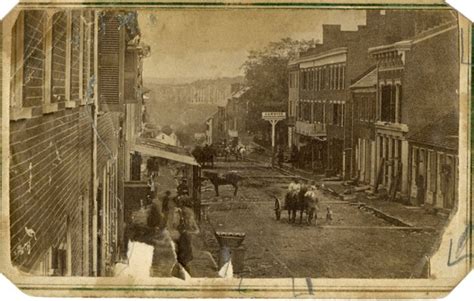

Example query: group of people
[282,179,333,224]
[147,177,195,274]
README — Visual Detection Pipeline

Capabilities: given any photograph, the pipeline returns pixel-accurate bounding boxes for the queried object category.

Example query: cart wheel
[274,197,281,221]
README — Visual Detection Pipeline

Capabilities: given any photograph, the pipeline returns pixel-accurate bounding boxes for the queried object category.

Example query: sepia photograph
[0,0,472,298]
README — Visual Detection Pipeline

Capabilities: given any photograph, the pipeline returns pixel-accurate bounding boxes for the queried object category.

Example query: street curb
[356,203,415,228]
[242,155,423,230]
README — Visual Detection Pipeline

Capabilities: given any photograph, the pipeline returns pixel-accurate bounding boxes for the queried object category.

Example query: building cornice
[368,40,412,55]
[289,47,348,66]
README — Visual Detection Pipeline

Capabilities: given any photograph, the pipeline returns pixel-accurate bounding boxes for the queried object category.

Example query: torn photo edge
[0,0,472,298]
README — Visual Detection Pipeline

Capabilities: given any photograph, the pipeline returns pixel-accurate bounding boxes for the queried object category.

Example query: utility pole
[262,112,286,167]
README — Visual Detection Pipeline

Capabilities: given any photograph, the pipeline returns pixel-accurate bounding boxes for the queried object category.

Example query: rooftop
[407,111,459,151]
[288,47,348,66]
[350,67,377,89]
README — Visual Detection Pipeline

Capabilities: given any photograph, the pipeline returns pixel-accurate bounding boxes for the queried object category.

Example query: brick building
[287,9,456,178]
[5,9,147,276]
[350,66,377,186]
[225,85,250,139]
[205,106,226,145]
[366,20,459,206]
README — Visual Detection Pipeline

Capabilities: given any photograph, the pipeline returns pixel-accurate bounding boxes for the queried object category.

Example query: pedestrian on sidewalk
[147,201,162,231]
[147,177,156,199]
[277,147,284,168]
[416,174,426,206]
[176,220,193,275]
[161,191,171,228]
[177,179,189,196]
[290,145,299,169]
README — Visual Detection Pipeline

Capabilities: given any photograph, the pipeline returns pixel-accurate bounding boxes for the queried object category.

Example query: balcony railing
[295,120,327,137]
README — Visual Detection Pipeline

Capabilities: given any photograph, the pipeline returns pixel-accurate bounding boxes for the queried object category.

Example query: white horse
[236,145,246,161]
[304,189,321,224]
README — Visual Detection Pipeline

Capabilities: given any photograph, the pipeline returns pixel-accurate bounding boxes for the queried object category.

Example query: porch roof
[133,137,200,166]
[350,67,377,89]
[407,111,458,151]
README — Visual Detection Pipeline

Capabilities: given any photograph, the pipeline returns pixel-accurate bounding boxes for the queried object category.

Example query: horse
[283,191,298,223]
[222,146,232,162]
[202,171,242,197]
[304,189,321,225]
[295,185,310,224]
[201,147,215,168]
[236,145,246,161]
[193,145,215,168]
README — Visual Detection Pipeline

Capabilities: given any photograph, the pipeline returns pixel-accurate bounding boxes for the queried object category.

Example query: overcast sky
[138,9,366,82]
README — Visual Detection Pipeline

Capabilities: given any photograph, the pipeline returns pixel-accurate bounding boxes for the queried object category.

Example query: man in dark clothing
[277,148,285,168]
[160,191,171,228]
[177,179,189,196]
[147,201,161,230]
[416,174,425,205]
[291,146,299,169]
[162,191,171,214]
[176,220,193,274]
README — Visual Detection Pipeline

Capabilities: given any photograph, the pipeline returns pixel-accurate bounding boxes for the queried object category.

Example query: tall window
[321,67,326,90]
[380,85,398,123]
[89,10,95,83]
[51,11,68,102]
[70,11,81,101]
[301,70,305,90]
[82,11,92,98]
[22,10,47,107]
[332,103,344,126]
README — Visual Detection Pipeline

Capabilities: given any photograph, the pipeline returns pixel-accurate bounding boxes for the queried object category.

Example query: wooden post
[262,112,286,168]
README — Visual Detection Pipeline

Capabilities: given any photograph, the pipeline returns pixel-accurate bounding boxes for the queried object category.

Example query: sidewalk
[126,163,218,278]
[247,148,449,231]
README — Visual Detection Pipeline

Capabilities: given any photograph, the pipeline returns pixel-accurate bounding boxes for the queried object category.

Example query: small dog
[326,207,333,221]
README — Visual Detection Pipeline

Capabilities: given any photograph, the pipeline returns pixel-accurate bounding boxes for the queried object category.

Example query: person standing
[297,180,309,224]
[176,220,193,275]
[147,201,161,231]
[305,182,320,224]
[416,174,425,206]
[288,178,301,194]
[290,145,298,169]
[277,147,284,168]
[177,179,189,196]
[161,191,171,227]
[147,177,156,199]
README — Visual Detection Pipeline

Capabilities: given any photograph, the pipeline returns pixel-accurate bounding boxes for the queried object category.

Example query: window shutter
[124,50,138,103]
[98,12,124,111]
[51,11,67,103]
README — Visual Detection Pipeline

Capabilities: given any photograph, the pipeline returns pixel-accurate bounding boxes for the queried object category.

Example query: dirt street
[200,159,442,278]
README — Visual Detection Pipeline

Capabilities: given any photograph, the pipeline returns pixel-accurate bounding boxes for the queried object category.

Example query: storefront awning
[133,137,200,166]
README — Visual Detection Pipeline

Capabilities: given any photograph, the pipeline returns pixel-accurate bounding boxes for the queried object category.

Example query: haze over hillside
[144,76,244,130]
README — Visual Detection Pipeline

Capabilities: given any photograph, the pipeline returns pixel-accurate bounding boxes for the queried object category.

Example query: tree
[242,38,318,146]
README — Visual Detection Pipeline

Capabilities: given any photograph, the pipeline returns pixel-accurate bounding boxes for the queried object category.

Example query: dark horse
[284,191,298,223]
[296,186,309,224]
[283,186,310,224]
[192,145,215,168]
[202,171,242,197]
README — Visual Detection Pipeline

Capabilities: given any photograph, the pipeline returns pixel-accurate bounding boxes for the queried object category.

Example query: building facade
[288,9,456,178]
[366,20,459,205]
[205,106,226,145]
[5,9,146,276]
[225,86,250,139]
[350,67,377,186]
